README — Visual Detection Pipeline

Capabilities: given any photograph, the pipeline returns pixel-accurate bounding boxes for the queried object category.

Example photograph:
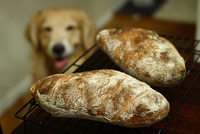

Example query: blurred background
[0,0,198,133]
[0,0,125,116]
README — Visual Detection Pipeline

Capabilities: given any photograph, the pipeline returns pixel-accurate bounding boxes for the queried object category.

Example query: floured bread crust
[97,28,186,87]
[31,69,169,128]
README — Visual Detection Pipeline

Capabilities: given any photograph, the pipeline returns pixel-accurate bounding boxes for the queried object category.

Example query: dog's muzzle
[52,44,65,58]
[51,43,69,70]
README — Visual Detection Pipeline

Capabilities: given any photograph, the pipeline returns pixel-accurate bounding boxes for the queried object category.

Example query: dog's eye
[66,25,75,31]
[44,26,52,32]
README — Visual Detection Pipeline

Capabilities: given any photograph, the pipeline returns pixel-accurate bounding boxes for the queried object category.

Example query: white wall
[0,0,125,115]
[195,0,200,63]
[154,0,197,23]
[196,0,200,39]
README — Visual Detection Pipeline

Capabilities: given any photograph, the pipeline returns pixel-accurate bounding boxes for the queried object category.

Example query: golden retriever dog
[26,8,96,82]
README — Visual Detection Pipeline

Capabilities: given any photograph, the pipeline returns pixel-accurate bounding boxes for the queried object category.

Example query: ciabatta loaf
[31,69,169,128]
[97,28,186,87]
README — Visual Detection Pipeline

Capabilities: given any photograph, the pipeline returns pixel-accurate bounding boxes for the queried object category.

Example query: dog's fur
[26,8,96,82]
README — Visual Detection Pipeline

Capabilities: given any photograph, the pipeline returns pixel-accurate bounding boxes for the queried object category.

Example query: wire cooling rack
[15,35,200,134]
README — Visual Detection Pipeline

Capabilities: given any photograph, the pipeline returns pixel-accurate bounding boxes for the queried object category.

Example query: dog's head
[26,8,96,70]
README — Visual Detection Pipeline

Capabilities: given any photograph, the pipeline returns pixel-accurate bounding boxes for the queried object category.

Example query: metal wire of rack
[15,35,200,134]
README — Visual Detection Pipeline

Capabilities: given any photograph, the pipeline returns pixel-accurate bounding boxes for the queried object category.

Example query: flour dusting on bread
[31,70,169,128]
[97,28,186,87]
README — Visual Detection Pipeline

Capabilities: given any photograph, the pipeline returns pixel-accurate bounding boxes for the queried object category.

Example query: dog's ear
[25,11,43,49]
[80,11,96,50]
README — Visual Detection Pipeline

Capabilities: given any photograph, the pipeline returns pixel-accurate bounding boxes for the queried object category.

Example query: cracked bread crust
[97,28,186,87]
[31,69,169,128]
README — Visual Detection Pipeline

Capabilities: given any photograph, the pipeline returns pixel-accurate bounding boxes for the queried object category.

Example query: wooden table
[103,14,195,38]
[12,14,200,134]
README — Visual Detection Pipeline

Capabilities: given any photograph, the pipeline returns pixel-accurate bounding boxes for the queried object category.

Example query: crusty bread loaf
[96,28,186,87]
[31,69,169,128]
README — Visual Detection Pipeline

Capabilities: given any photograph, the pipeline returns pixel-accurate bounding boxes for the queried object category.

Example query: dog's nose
[52,44,65,55]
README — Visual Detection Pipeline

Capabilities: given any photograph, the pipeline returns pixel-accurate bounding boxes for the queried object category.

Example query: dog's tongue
[54,58,68,70]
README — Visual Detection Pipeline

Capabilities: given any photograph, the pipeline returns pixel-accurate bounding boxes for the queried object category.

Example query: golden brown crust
[31,69,169,128]
[97,28,186,87]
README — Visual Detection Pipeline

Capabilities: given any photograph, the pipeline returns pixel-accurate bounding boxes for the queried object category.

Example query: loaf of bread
[96,28,186,87]
[31,69,169,128]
